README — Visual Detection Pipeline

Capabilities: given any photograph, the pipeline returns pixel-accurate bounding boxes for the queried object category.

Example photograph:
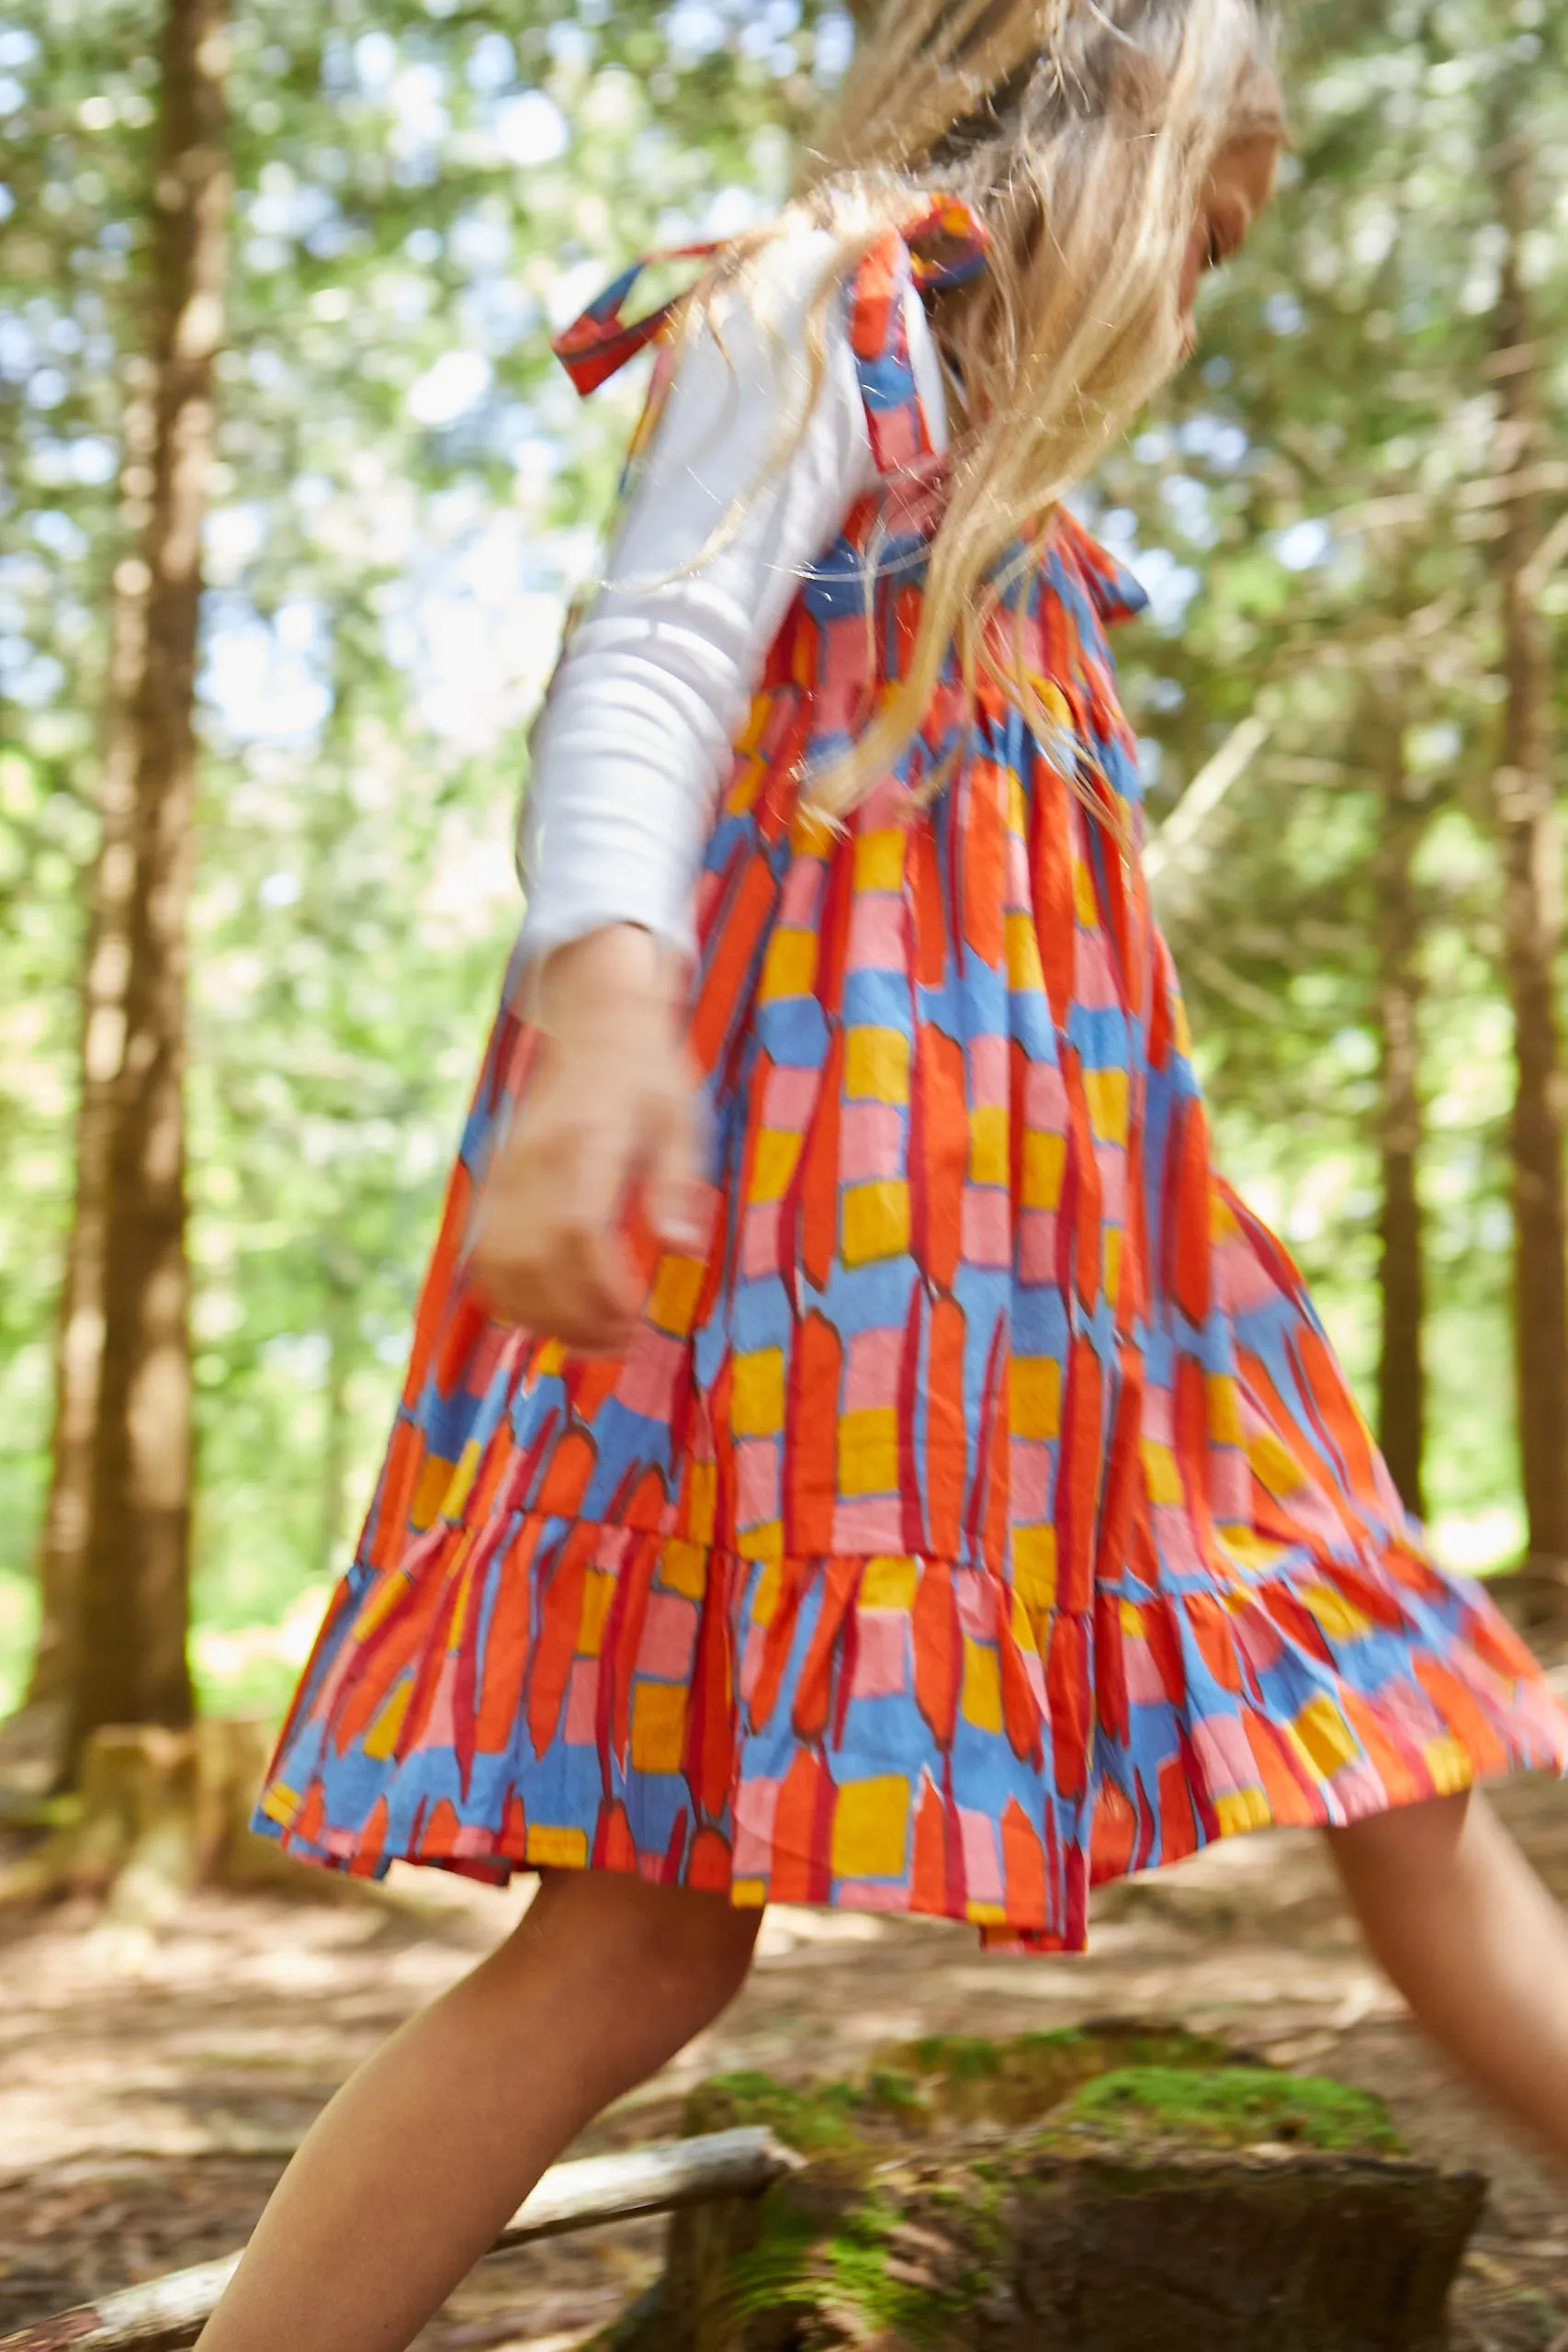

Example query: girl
[215,5,1568,2346]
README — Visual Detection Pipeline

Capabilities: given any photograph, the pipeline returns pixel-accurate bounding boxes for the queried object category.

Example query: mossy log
[621,2036,1485,2352]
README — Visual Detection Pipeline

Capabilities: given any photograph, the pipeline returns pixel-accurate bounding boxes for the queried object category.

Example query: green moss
[723,2179,990,2351]
[879,2025,1247,2129]
[1053,2065,1402,2155]
[683,2068,866,2153]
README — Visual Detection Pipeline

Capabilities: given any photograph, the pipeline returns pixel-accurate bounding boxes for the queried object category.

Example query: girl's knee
[1325,1788,1473,1890]
[521,1870,761,2015]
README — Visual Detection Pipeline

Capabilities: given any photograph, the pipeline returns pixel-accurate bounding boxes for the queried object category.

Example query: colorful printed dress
[256,206,1568,1951]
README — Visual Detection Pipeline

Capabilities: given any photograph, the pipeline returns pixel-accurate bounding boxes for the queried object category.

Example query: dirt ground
[3,1768,1568,2352]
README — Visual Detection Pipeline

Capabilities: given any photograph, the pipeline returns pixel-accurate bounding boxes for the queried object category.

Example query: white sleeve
[514,225,949,969]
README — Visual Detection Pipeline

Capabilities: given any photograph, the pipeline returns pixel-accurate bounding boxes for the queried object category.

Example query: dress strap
[844,197,987,476]
[552,242,719,397]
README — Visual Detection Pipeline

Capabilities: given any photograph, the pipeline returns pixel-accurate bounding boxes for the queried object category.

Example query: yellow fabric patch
[839,1407,899,1498]
[854,828,907,893]
[1006,910,1045,994]
[257,1781,299,1828]
[1214,1786,1273,1836]
[1027,673,1073,729]
[861,1556,919,1610]
[1021,1129,1066,1211]
[648,1255,705,1335]
[631,1680,688,1774]
[362,1679,412,1763]
[685,1458,717,1547]
[535,1339,568,1378]
[1082,1067,1129,1147]
[962,1636,1003,1733]
[1120,1598,1145,1638]
[1217,1525,1287,1575]
[842,1180,911,1266]
[658,1539,707,1600]
[791,805,838,856]
[1293,1694,1359,1778]
[1172,994,1193,1058]
[1073,860,1100,927]
[443,1438,483,1521]
[1012,1354,1063,1442]
[526,1824,590,1870]
[1009,1588,1043,1659]
[1142,1441,1184,1508]
[1102,1227,1122,1308]
[969,1102,1010,1185]
[1012,1523,1058,1617]
[739,1517,784,1563]
[579,1568,616,1657]
[1424,1735,1475,1797]
[751,1129,804,1204]
[1302,1583,1372,1643]
[830,1774,910,1880]
[761,927,818,1002]
[845,1026,911,1104]
[1247,1430,1304,1497]
[751,1560,783,1625]
[1206,1374,1244,1447]
[732,1876,768,1908]
[411,1453,457,1532]
[732,1348,786,1438]
[965,1900,1010,1928]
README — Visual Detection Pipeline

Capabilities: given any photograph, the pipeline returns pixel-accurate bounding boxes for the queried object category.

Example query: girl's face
[1178,126,1281,346]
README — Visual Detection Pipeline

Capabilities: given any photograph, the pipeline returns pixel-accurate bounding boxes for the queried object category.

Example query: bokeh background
[3,0,1566,1760]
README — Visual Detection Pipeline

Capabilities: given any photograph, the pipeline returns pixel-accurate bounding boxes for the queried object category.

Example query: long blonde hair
[678,0,1279,815]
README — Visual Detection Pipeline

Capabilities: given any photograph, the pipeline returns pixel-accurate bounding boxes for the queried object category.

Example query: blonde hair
[674,0,1280,816]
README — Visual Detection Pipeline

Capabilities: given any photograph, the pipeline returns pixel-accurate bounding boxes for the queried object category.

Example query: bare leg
[197,1871,761,2352]
[1327,1788,1568,2164]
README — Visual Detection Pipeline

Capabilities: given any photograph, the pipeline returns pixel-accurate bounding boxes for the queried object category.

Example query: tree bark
[22,367,162,1739]
[1488,111,1568,1568]
[64,0,231,1773]
[1370,691,1427,1522]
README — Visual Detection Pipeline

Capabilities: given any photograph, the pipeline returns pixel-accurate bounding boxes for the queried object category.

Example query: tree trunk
[1488,112,1568,1568]
[1370,693,1427,1522]
[21,366,163,1743]
[64,0,231,1774]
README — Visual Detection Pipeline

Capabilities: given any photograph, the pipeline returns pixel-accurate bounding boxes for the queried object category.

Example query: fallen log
[0,2127,801,2352]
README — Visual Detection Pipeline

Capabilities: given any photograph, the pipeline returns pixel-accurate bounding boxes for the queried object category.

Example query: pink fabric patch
[1009,1438,1052,1523]
[832,1495,904,1550]
[1230,1602,1284,1678]
[836,1876,908,1907]
[764,1063,820,1130]
[1097,1149,1127,1224]
[779,861,825,925]
[1190,1711,1258,1798]
[1141,1383,1176,1445]
[840,1102,905,1184]
[844,1323,903,1413]
[1016,1210,1058,1284]
[1073,933,1123,1012]
[616,1330,687,1425]
[847,893,906,973]
[851,1609,908,1699]
[564,1657,600,1747]
[1024,1060,1068,1129]
[955,1575,998,1643]
[1123,1638,1170,1709]
[1217,1234,1288,1317]
[737,1436,780,1531]
[732,1774,781,1878]
[1208,1451,1251,1523]
[742,1202,783,1281]
[962,1184,1012,1269]
[640,1590,697,1683]
[966,1032,1009,1107]
[958,1806,1003,1905]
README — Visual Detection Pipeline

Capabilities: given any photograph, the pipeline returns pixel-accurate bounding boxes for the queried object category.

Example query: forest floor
[2,1766,1568,2347]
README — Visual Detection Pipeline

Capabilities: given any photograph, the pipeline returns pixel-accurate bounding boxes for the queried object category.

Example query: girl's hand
[467,925,706,1352]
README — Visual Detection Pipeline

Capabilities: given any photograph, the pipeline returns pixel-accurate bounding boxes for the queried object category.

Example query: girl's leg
[1327,1787,1568,2164]
[197,1869,761,2352]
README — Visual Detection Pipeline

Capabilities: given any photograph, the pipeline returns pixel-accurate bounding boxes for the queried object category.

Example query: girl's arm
[470,225,948,1345]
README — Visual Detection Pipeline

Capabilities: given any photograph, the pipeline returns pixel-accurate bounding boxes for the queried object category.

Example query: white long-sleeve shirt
[515,224,950,968]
